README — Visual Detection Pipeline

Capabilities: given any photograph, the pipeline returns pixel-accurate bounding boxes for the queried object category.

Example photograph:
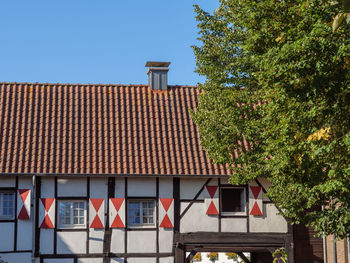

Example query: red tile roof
[0,82,230,176]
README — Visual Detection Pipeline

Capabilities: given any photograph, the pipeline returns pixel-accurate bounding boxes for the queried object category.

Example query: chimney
[145,61,170,90]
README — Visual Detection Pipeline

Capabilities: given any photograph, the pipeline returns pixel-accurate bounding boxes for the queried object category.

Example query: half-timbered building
[0,62,324,263]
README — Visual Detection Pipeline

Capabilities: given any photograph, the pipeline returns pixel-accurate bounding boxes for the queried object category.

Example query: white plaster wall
[78,258,103,263]
[127,258,156,263]
[57,178,87,197]
[0,223,14,251]
[127,231,156,253]
[159,257,174,263]
[221,218,247,232]
[249,204,288,233]
[57,232,87,254]
[44,259,74,263]
[40,229,54,254]
[0,176,15,187]
[111,229,125,253]
[111,258,125,263]
[180,178,208,200]
[89,229,104,253]
[41,177,55,198]
[0,252,32,263]
[115,178,125,198]
[17,177,34,251]
[180,202,218,233]
[159,229,173,253]
[159,178,173,198]
[89,178,107,199]
[127,178,156,197]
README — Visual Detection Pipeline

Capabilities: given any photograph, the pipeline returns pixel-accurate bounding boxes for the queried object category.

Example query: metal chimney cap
[145,61,171,67]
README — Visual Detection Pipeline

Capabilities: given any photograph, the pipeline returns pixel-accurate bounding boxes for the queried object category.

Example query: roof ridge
[0,81,198,88]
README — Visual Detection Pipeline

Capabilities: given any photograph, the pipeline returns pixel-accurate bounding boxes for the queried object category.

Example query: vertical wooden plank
[53,176,57,255]
[34,176,41,257]
[156,177,159,263]
[103,177,115,263]
[86,177,90,254]
[14,176,18,251]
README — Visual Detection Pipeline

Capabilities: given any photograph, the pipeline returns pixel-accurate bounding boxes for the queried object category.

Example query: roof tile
[0,83,231,176]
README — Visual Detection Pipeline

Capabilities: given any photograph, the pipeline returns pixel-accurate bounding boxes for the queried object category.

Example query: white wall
[0,223,14,251]
[0,252,32,263]
[78,258,103,263]
[159,178,173,198]
[180,178,207,200]
[0,176,16,187]
[180,202,218,233]
[127,231,156,253]
[111,229,125,253]
[44,259,74,263]
[57,231,87,254]
[127,258,156,263]
[249,204,288,233]
[159,257,174,263]
[127,178,156,197]
[57,178,87,197]
[221,218,247,232]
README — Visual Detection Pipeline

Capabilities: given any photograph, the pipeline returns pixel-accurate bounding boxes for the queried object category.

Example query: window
[58,200,86,228]
[220,187,246,215]
[128,200,155,227]
[0,191,15,220]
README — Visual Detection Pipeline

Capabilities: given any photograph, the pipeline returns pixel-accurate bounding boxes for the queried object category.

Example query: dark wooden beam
[175,242,186,263]
[180,178,212,219]
[185,249,198,263]
[103,177,115,263]
[237,252,251,263]
[177,232,286,246]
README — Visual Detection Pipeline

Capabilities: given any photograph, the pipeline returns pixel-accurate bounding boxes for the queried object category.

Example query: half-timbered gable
[0,63,323,263]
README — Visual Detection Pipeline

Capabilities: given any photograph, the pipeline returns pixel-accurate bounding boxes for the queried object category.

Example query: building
[0,62,326,263]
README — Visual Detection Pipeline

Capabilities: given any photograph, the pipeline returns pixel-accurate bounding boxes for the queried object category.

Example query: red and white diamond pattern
[159,198,174,228]
[89,198,105,229]
[205,185,219,215]
[39,198,55,228]
[109,198,125,228]
[17,189,31,220]
[249,185,263,216]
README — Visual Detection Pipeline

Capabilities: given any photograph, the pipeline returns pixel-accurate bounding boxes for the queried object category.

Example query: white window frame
[58,200,87,229]
[0,191,15,220]
[127,199,156,228]
[220,187,246,216]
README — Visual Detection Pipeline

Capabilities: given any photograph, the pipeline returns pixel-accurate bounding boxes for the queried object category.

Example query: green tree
[192,0,350,238]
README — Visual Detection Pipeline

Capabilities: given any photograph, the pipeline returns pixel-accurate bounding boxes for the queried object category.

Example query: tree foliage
[192,0,350,238]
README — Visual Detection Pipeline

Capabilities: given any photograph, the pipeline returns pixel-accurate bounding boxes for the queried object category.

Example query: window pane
[0,192,15,218]
[221,188,245,212]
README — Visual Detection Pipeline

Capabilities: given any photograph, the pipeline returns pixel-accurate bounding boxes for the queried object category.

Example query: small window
[128,200,155,227]
[0,191,15,220]
[220,187,246,215]
[58,200,86,228]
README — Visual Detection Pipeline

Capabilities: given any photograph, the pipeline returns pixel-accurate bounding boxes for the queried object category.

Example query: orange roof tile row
[0,83,231,176]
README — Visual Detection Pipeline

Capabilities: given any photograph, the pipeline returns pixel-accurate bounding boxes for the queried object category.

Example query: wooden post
[175,243,186,263]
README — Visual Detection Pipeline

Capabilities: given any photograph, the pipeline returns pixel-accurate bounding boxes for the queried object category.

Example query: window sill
[57,225,87,230]
[220,212,247,217]
[127,224,156,229]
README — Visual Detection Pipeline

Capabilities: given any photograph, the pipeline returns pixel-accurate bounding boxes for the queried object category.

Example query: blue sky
[0,0,219,86]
